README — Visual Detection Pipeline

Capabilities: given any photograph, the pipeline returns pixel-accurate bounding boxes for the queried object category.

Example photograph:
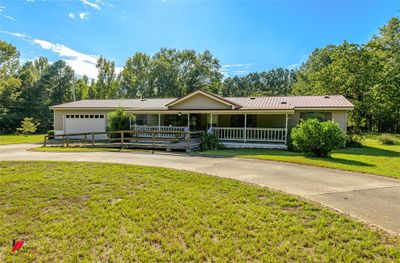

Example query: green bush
[47,130,55,136]
[291,119,347,157]
[346,128,364,148]
[107,108,130,138]
[201,132,224,151]
[377,134,397,145]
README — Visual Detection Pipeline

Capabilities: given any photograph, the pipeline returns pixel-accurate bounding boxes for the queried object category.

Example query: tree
[96,56,118,99]
[221,68,296,96]
[75,75,90,100]
[0,41,21,133]
[16,117,40,136]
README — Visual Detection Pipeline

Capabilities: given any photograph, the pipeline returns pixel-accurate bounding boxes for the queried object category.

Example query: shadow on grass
[335,145,400,158]
[200,149,375,167]
[304,156,375,167]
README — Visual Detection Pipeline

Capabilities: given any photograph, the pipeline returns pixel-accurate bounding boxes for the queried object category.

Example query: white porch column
[187,113,190,131]
[158,114,161,131]
[285,114,289,144]
[129,114,132,129]
[244,114,247,143]
[210,113,213,129]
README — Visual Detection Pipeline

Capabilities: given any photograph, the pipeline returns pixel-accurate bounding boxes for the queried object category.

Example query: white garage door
[65,114,106,135]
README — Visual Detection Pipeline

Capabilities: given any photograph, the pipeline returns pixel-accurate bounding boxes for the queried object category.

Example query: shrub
[291,119,347,157]
[346,127,364,148]
[377,134,397,145]
[16,117,40,136]
[201,132,224,151]
[47,130,55,139]
[107,108,130,138]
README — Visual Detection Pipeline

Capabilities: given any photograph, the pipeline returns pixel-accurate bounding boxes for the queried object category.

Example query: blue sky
[0,0,398,79]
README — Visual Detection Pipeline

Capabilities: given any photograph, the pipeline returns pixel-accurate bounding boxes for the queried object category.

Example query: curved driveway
[1,143,400,235]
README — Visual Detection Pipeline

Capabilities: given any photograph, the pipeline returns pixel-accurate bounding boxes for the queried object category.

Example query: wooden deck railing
[131,125,187,138]
[44,130,204,152]
[212,127,286,143]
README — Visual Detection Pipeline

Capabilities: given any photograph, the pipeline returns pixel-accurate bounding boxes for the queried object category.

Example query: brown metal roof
[228,95,354,110]
[50,94,353,110]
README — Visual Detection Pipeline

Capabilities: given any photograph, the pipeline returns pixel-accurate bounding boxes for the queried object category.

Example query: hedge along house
[50,89,354,149]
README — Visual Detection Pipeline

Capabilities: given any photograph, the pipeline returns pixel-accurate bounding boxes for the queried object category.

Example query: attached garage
[64,114,106,134]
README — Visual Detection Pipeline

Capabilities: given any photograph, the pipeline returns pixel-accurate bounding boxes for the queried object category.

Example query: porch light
[178,112,182,116]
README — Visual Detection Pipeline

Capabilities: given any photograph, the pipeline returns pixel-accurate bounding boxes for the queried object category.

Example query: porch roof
[50,93,353,111]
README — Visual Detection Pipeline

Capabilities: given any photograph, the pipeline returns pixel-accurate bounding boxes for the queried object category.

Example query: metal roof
[50,94,353,110]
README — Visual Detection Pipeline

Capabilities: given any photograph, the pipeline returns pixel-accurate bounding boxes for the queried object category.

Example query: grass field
[0,134,45,145]
[0,161,399,262]
[201,134,400,179]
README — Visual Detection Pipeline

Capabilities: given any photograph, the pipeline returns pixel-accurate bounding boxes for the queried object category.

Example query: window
[99,115,104,118]
[66,115,70,118]
[70,115,74,118]
[75,115,79,118]
[300,112,332,122]
[80,115,84,118]
[95,115,99,118]
[135,115,148,125]
[85,115,89,118]
[90,115,94,118]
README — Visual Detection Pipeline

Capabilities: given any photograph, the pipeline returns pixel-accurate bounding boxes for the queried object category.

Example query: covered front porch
[128,112,290,149]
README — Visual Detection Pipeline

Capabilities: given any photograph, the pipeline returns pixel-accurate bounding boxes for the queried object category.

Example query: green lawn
[0,134,45,145]
[0,162,399,261]
[201,134,400,179]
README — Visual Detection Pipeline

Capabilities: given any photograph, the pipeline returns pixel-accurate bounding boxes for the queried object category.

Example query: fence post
[62,135,66,147]
[92,133,95,147]
[121,131,124,148]
[66,136,69,147]
[43,135,47,147]
[186,131,191,153]
[84,134,87,146]
[152,131,155,154]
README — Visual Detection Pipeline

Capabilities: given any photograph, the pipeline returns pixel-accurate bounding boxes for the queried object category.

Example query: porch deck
[220,141,287,149]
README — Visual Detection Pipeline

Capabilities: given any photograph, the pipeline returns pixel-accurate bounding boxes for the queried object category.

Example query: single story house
[50,89,354,148]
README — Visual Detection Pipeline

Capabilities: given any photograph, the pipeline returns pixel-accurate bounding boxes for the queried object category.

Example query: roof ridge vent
[324,96,330,99]
[281,101,287,104]
[140,98,147,101]
[249,97,256,100]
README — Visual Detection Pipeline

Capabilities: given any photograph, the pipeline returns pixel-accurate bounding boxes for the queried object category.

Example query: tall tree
[0,41,21,133]
[96,56,118,99]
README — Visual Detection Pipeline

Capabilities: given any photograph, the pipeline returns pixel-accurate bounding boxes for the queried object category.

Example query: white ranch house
[50,89,354,149]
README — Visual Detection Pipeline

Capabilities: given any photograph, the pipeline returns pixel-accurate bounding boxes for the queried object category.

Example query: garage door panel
[65,114,107,138]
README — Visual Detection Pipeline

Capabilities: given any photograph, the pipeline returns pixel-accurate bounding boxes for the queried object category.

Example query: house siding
[288,110,348,131]
[169,93,232,110]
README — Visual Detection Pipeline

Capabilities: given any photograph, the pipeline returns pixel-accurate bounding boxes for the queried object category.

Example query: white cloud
[81,0,100,9]
[0,31,28,38]
[4,14,16,21]
[68,12,75,19]
[221,63,252,68]
[1,31,101,78]
[26,0,35,2]
[79,12,89,20]
[0,5,6,12]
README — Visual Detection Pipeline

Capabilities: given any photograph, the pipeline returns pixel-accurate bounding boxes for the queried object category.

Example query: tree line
[0,17,398,134]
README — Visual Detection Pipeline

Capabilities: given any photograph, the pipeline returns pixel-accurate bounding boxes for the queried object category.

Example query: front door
[190,114,207,131]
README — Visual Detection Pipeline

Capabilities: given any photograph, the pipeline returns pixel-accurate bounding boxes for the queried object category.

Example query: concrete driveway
[1,143,400,235]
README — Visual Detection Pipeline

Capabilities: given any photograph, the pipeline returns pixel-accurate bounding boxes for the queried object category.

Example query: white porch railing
[131,125,187,138]
[212,127,286,143]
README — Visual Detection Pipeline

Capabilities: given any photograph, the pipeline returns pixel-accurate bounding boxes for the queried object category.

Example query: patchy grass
[31,146,149,153]
[0,134,45,145]
[0,161,399,262]
[201,135,400,179]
